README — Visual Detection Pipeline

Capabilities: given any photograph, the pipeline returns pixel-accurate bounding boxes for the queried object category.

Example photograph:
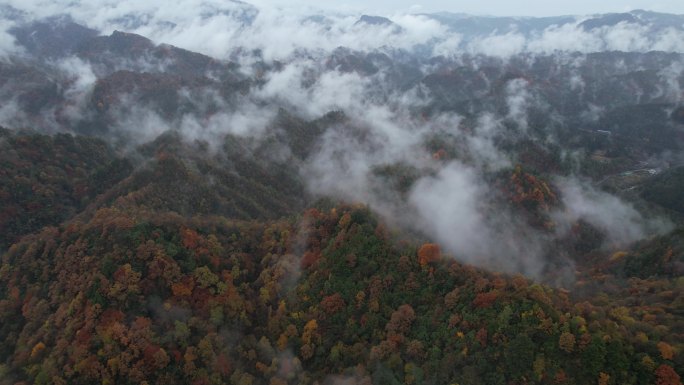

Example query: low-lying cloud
[0,1,680,281]
[553,178,673,248]
[3,1,684,63]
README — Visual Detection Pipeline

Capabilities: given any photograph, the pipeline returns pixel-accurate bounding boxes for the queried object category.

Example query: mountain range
[0,3,682,384]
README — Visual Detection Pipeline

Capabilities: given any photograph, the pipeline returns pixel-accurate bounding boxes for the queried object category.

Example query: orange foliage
[417,243,441,266]
[133,316,152,330]
[172,277,195,297]
[508,165,557,210]
[472,291,499,309]
[658,341,675,360]
[277,334,288,351]
[302,319,318,345]
[181,228,201,249]
[30,342,46,358]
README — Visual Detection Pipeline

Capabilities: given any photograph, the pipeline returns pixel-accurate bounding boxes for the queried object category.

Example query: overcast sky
[256,0,683,17]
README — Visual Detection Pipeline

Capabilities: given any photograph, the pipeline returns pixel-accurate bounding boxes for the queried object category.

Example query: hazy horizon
[2,0,684,19]
[250,0,683,17]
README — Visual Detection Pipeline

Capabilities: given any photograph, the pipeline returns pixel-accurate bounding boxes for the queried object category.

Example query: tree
[320,293,346,315]
[475,328,487,348]
[657,341,675,360]
[444,288,460,309]
[559,332,576,353]
[580,337,606,380]
[386,305,416,336]
[417,244,440,266]
[30,342,46,359]
[505,334,535,379]
[656,364,682,385]
[472,291,499,309]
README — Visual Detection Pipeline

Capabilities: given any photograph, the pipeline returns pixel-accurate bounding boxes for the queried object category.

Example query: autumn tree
[417,243,440,266]
[320,293,346,316]
[386,304,416,336]
[657,341,675,360]
[656,364,682,385]
[558,332,576,353]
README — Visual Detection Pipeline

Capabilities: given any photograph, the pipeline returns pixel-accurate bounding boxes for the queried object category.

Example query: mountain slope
[0,205,681,384]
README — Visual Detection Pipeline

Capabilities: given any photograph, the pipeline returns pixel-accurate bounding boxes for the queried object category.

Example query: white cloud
[553,178,673,248]
[0,19,22,59]
[4,0,684,61]
[527,23,603,53]
[468,32,526,57]
[0,0,679,280]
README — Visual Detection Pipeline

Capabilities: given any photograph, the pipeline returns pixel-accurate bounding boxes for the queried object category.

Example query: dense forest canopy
[0,1,683,384]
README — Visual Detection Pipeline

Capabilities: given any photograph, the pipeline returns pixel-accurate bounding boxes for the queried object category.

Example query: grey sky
[258,0,683,17]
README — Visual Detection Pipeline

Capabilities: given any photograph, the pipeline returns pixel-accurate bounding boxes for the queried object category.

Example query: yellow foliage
[635,332,649,344]
[290,311,303,320]
[338,213,351,229]
[609,251,628,262]
[608,306,635,325]
[641,355,656,370]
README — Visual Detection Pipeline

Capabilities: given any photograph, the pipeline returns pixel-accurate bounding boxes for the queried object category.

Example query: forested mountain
[0,2,682,384]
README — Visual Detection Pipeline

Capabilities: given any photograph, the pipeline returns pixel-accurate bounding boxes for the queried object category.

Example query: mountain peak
[355,14,395,26]
[579,12,639,30]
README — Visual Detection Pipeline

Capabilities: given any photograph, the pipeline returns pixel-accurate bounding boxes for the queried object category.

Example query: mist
[3,1,684,62]
[0,1,681,280]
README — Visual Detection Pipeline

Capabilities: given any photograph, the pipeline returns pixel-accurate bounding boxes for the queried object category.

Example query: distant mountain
[9,15,98,58]
[424,12,577,36]
[355,15,395,26]
[424,9,684,38]
[581,9,684,30]
[2,18,682,156]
